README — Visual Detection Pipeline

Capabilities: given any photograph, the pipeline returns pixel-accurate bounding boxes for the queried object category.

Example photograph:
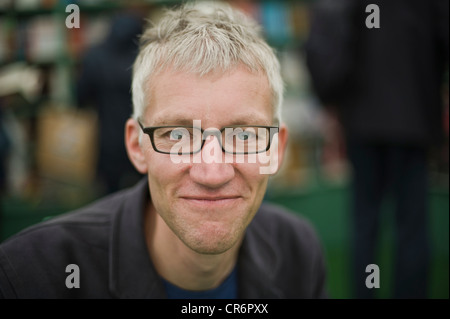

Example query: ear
[125,118,148,174]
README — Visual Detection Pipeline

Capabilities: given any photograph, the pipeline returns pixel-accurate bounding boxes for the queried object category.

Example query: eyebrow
[150,117,194,126]
[149,113,273,127]
[226,117,273,126]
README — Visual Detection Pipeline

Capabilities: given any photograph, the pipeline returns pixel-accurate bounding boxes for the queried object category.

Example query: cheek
[229,150,278,176]
[234,162,269,202]
[145,151,190,204]
[145,146,189,177]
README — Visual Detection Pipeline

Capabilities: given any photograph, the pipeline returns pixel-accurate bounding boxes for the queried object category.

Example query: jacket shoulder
[0,187,134,298]
[255,202,321,246]
[249,202,328,298]
[2,185,137,242]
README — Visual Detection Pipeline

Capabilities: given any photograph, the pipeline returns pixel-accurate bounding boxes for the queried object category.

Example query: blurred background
[0,0,448,298]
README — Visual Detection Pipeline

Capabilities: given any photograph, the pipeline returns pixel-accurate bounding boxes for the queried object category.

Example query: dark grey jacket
[0,178,327,299]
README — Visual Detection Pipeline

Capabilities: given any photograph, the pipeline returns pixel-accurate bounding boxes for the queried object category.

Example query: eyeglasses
[138,119,279,155]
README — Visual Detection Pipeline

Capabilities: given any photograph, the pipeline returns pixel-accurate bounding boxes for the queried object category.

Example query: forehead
[145,66,273,126]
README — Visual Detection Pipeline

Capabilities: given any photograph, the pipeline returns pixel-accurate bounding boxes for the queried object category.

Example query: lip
[181,196,241,200]
[180,196,241,207]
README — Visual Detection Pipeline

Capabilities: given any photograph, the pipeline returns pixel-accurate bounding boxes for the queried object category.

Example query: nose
[189,135,235,189]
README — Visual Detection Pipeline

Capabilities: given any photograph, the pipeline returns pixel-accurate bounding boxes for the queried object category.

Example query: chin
[190,245,231,255]
[183,228,241,255]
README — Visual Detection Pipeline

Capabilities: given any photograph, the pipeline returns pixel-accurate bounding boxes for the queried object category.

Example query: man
[0,3,327,299]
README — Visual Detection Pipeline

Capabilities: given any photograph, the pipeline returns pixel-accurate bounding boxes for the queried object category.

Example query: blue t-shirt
[162,266,238,299]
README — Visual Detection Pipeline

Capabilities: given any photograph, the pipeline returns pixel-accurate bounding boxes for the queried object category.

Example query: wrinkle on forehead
[143,65,273,127]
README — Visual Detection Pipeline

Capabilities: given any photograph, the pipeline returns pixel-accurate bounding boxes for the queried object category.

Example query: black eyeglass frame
[137,119,279,155]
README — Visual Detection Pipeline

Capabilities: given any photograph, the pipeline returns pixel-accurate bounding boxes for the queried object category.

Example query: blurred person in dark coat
[77,13,144,194]
[306,0,448,298]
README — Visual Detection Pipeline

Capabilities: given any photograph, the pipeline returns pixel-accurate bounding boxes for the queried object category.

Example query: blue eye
[170,129,188,140]
[237,131,255,141]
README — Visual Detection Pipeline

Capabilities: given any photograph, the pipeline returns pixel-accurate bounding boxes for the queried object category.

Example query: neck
[145,202,241,291]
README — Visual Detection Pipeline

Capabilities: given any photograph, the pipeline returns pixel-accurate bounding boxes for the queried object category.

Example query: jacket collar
[108,177,283,298]
[237,212,285,298]
[108,178,166,298]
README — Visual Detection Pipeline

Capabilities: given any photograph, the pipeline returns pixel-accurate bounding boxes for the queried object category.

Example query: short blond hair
[132,2,284,123]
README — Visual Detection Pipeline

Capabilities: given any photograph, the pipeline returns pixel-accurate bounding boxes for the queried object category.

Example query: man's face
[132,66,284,255]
